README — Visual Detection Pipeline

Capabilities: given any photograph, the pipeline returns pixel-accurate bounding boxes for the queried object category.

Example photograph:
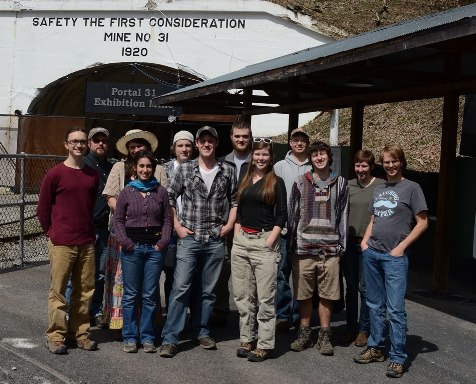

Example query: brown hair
[133,151,158,176]
[237,141,277,205]
[308,141,333,167]
[230,116,252,135]
[64,128,86,142]
[354,149,376,168]
[380,144,407,170]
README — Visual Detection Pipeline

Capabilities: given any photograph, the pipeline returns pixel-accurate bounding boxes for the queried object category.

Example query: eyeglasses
[291,138,308,144]
[253,137,273,144]
[91,138,109,144]
[67,140,88,146]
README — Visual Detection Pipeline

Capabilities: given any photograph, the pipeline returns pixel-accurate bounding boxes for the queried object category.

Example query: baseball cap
[173,130,194,145]
[196,126,218,140]
[88,127,109,140]
[290,128,309,140]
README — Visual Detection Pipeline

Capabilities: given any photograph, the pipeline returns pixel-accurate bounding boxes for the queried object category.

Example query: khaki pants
[47,240,95,342]
[231,230,280,350]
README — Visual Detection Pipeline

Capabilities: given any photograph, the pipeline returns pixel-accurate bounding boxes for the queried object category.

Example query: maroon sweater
[37,163,99,245]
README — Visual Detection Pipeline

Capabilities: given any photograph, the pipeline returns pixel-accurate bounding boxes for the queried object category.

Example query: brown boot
[354,331,368,347]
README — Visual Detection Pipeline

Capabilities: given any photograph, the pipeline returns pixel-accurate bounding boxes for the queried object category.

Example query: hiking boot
[386,362,405,378]
[353,347,385,364]
[93,314,108,329]
[76,337,98,351]
[354,331,368,347]
[316,328,334,356]
[247,348,272,362]
[46,339,67,355]
[237,341,255,358]
[290,325,313,351]
[197,336,217,350]
[142,341,157,353]
[123,341,138,353]
[159,343,177,358]
[275,319,291,332]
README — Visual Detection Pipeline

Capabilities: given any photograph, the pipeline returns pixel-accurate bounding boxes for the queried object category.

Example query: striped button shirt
[168,158,238,243]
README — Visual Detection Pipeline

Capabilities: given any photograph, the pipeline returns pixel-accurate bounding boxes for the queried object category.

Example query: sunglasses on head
[253,137,273,144]
[91,138,109,144]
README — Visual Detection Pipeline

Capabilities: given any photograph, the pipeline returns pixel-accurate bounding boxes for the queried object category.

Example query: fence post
[19,152,26,267]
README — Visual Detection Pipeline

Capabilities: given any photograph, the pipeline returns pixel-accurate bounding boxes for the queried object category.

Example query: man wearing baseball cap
[273,128,312,332]
[160,126,237,357]
[84,127,113,327]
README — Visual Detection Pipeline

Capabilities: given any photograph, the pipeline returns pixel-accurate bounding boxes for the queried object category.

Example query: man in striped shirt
[288,141,349,356]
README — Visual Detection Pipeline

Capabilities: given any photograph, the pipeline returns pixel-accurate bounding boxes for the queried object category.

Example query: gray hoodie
[273,150,312,204]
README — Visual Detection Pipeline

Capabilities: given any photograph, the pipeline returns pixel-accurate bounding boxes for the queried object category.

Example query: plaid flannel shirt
[168,158,238,243]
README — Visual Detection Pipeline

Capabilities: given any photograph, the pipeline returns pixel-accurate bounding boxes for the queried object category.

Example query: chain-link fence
[0,153,65,270]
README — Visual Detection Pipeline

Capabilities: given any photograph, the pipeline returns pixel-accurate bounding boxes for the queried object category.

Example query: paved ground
[0,264,475,384]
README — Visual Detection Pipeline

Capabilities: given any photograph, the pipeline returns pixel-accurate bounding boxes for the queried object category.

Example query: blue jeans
[162,235,224,345]
[342,242,370,333]
[121,243,164,344]
[364,247,409,364]
[276,235,299,322]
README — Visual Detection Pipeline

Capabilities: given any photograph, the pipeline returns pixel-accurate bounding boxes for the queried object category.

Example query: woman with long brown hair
[231,138,287,362]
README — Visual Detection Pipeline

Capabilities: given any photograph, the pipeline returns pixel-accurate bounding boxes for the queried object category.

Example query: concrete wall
[0,0,334,153]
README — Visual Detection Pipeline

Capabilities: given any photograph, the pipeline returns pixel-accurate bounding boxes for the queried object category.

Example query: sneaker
[46,339,67,355]
[76,337,98,351]
[237,341,255,358]
[353,347,385,364]
[197,336,217,350]
[316,328,334,356]
[290,325,313,351]
[354,331,368,347]
[123,341,138,353]
[142,341,157,353]
[386,362,405,378]
[247,348,272,362]
[275,319,291,332]
[159,343,177,358]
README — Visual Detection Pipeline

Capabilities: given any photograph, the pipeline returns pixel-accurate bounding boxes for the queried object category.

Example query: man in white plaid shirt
[160,126,237,358]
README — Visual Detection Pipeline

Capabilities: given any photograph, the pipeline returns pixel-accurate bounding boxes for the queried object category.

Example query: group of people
[37,119,428,379]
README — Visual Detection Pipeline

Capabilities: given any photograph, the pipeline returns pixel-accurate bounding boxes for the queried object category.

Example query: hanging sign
[85,82,182,116]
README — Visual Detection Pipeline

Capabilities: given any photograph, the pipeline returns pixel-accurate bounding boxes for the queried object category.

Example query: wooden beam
[177,114,238,123]
[433,93,459,293]
[288,111,299,143]
[349,103,364,174]
[243,78,476,115]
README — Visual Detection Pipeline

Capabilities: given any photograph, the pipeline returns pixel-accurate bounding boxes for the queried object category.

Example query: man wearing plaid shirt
[160,126,238,358]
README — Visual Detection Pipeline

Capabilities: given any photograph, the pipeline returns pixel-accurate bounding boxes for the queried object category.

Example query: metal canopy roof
[154,3,476,115]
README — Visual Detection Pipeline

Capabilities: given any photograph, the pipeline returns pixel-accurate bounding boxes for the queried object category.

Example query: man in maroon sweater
[37,128,99,354]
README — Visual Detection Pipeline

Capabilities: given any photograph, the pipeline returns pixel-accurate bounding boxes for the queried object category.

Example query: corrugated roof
[155,3,476,102]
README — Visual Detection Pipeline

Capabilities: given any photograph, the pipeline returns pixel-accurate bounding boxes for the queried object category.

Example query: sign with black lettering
[85,82,182,116]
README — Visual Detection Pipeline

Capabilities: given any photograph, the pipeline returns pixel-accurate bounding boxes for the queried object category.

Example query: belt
[240,229,268,238]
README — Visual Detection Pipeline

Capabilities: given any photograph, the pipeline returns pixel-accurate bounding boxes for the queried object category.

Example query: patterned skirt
[103,232,123,330]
